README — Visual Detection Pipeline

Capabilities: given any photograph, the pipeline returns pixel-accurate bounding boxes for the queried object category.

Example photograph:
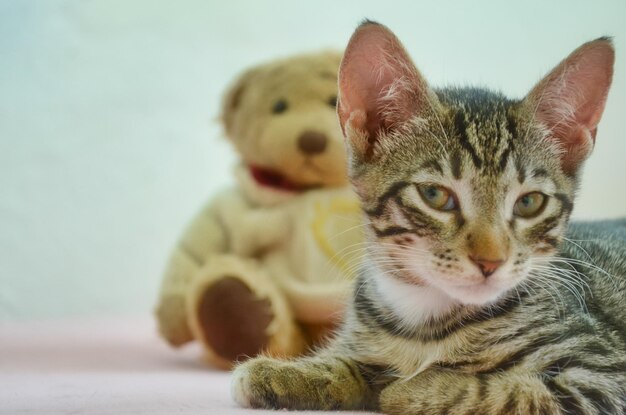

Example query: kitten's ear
[524,38,614,174]
[338,21,433,159]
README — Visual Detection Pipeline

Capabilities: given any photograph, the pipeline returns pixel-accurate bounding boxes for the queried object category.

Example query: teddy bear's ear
[221,68,258,135]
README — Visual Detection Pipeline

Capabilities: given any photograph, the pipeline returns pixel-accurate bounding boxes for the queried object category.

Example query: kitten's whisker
[551,256,617,293]
[561,237,594,262]
[531,263,590,288]
[341,253,429,277]
[531,265,590,299]
[551,256,614,279]
[524,273,567,319]
[530,266,589,313]
[328,221,373,241]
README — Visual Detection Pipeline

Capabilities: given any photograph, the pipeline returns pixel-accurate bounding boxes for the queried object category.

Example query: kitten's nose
[469,256,505,278]
[298,131,328,155]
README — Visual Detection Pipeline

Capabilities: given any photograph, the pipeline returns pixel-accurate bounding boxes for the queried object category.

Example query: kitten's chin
[374,271,459,325]
[439,281,511,306]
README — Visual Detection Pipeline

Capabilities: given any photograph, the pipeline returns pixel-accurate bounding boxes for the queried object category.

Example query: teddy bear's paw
[196,276,273,362]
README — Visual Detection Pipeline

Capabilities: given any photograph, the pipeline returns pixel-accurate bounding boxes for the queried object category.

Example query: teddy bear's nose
[298,131,328,155]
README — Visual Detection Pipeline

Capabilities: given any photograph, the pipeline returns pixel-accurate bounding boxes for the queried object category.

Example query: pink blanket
[0,316,378,414]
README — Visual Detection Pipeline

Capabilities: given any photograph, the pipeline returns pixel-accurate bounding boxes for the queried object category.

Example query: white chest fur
[373,265,458,328]
[358,264,462,377]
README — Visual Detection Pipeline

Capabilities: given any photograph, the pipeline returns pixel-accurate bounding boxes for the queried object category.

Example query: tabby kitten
[232,21,626,415]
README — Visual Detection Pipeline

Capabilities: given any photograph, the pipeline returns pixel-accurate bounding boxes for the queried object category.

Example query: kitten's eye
[327,95,337,108]
[417,184,457,211]
[272,99,288,114]
[514,192,547,218]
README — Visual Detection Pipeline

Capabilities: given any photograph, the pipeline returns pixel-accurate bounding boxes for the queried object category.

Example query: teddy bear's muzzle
[297,130,328,155]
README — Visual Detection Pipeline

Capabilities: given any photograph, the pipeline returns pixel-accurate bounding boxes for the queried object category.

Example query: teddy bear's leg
[187,254,307,369]
[155,200,230,347]
[155,248,198,347]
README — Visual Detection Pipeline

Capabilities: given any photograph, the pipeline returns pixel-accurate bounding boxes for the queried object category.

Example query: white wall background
[1,0,625,320]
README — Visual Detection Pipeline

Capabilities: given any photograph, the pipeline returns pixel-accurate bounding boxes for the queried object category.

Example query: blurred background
[1,0,625,321]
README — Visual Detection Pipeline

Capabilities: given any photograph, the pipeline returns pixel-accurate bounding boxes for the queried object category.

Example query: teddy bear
[155,51,364,369]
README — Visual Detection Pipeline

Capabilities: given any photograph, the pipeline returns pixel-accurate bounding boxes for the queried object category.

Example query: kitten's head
[338,22,614,306]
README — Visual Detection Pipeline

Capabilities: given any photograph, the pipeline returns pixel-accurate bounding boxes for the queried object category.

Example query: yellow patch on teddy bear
[311,197,364,278]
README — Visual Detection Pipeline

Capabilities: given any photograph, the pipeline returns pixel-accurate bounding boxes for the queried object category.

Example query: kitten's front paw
[232,355,366,410]
[231,356,291,409]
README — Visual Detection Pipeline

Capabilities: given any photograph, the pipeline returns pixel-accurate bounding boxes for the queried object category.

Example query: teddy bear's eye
[328,96,337,108]
[272,99,288,114]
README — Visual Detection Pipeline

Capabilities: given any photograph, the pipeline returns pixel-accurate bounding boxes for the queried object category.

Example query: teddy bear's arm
[234,209,291,255]
[219,197,290,257]
[269,262,353,324]
[178,199,230,263]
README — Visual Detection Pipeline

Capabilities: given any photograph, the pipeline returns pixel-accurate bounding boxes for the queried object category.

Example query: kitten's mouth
[439,276,518,306]
[249,165,319,193]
